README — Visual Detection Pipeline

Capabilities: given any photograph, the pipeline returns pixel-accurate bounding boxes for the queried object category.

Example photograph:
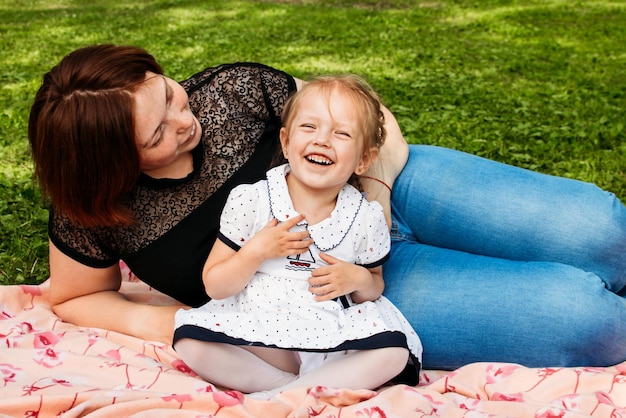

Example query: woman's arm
[49,240,183,343]
[362,106,409,227]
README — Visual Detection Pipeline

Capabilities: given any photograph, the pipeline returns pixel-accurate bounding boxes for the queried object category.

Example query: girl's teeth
[307,156,332,165]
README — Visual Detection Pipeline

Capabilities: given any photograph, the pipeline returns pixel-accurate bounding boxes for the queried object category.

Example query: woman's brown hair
[28,44,163,227]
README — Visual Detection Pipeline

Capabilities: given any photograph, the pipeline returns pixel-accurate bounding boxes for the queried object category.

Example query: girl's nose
[313,130,331,147]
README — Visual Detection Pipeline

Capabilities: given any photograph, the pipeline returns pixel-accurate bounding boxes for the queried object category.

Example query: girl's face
[280,88,375,195]
[133,71,201,178]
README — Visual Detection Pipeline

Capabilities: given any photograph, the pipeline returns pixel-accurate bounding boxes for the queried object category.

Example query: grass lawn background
[1,0,625,284]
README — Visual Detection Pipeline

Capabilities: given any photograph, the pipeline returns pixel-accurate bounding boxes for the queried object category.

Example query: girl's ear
[279,127,289,159]
[355,147,379,175]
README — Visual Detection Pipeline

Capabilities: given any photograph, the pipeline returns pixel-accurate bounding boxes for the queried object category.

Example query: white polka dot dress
[174,164,422,377]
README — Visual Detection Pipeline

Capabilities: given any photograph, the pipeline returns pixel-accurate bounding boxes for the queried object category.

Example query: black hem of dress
[173,325,420,385]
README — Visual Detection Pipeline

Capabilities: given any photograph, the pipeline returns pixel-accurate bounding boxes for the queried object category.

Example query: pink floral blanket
[1,270,625,417]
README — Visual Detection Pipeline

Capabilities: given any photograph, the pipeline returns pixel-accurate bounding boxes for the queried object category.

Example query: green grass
[1,0,625,285]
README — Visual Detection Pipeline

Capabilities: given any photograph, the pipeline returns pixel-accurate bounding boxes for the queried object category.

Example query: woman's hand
[308,252,384,303]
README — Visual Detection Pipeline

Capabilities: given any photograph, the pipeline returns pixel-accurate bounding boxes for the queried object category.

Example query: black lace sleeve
[48,207,119,268]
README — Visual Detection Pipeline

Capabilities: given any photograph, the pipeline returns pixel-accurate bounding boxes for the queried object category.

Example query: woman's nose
[175,113,194,135]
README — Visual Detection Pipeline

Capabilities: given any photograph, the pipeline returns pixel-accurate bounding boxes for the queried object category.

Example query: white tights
[174,338,409,394]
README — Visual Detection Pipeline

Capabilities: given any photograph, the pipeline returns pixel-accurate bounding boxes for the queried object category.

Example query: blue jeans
[384,145,626,370]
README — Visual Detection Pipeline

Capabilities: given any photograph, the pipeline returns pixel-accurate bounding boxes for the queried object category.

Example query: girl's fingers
[280,213,306,229]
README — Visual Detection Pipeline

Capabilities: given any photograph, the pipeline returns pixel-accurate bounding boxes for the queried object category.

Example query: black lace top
[49,63,297,307]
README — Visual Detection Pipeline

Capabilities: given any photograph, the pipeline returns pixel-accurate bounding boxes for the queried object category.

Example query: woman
[29,44,626,371]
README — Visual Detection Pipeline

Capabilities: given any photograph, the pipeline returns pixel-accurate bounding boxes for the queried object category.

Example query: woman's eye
[166,84,174,106]
[152,127,165,147]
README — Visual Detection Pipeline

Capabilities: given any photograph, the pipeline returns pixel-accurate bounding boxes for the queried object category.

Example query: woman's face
[133,71,201,178]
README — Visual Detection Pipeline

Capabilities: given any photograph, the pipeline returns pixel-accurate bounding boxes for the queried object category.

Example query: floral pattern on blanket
[0,266,624,417]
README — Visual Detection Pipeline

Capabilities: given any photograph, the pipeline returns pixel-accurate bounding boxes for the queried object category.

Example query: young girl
[173,75,422,398]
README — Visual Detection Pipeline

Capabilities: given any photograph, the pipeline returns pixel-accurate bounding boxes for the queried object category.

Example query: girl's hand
[203,213,312,299]
[244,214,312,261]
[308,252,384,303]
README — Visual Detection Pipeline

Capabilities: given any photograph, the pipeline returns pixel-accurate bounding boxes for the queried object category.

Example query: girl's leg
[268,347,409,396]
[244,345,301,374]
[392,145,626,292]
[174,339,298,392]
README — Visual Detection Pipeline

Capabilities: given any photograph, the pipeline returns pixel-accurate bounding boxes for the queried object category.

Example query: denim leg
[384,240,626,370]
[391,145,626,293]
[384,145,626,369]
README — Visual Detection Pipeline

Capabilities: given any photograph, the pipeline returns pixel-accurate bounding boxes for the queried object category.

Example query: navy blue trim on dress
[218,231,241,252]
[175,325,405,351]
[359,251,390,269]
[173,325,420,385]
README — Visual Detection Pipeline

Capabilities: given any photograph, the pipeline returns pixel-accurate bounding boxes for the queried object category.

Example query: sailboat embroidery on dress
[286,248,316,272]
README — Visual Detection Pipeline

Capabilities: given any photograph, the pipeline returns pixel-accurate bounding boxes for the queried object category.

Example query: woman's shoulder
[180,62,295,95]
[48,207,120,268]
[182,62,296,122]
